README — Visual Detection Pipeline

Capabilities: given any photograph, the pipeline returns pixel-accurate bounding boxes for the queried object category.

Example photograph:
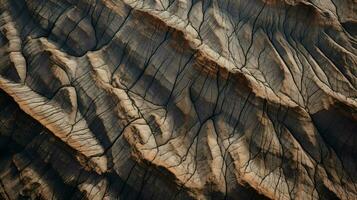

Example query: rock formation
[0,0,356,199]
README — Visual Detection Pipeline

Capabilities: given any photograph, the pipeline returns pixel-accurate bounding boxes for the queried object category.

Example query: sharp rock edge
[0,0,356,199]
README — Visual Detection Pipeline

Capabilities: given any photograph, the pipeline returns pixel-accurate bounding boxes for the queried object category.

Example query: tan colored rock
[0,0,356,199]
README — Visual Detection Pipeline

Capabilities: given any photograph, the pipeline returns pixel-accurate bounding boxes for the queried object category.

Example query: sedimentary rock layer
[0,0,356,199]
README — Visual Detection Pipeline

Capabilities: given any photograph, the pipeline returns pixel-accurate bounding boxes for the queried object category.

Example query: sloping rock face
[0,0,356,199]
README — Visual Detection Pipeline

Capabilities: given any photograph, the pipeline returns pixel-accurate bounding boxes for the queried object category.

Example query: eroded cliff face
[0,0,356,199]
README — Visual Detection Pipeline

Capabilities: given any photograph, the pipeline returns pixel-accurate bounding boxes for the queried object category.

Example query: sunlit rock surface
[0,0,356,199]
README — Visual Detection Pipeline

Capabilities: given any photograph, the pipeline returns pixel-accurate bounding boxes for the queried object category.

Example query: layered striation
[0,0,356,199]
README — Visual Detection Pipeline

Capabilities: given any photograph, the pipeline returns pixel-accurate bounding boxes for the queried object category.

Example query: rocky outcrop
[0,0,356,199]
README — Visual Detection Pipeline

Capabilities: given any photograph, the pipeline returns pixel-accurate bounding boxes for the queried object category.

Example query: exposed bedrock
[0,0,356,199]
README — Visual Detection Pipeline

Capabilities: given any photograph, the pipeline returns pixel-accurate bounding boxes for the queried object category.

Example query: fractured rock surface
[0,0,356,199]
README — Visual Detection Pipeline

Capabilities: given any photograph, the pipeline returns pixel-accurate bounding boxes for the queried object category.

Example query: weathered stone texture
[0,0,356,199]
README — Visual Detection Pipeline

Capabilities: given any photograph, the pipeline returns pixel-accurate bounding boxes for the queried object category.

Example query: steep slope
[0,0,356,199]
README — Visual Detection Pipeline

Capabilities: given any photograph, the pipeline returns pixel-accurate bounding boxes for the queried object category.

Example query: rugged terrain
[0,0,356,199]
